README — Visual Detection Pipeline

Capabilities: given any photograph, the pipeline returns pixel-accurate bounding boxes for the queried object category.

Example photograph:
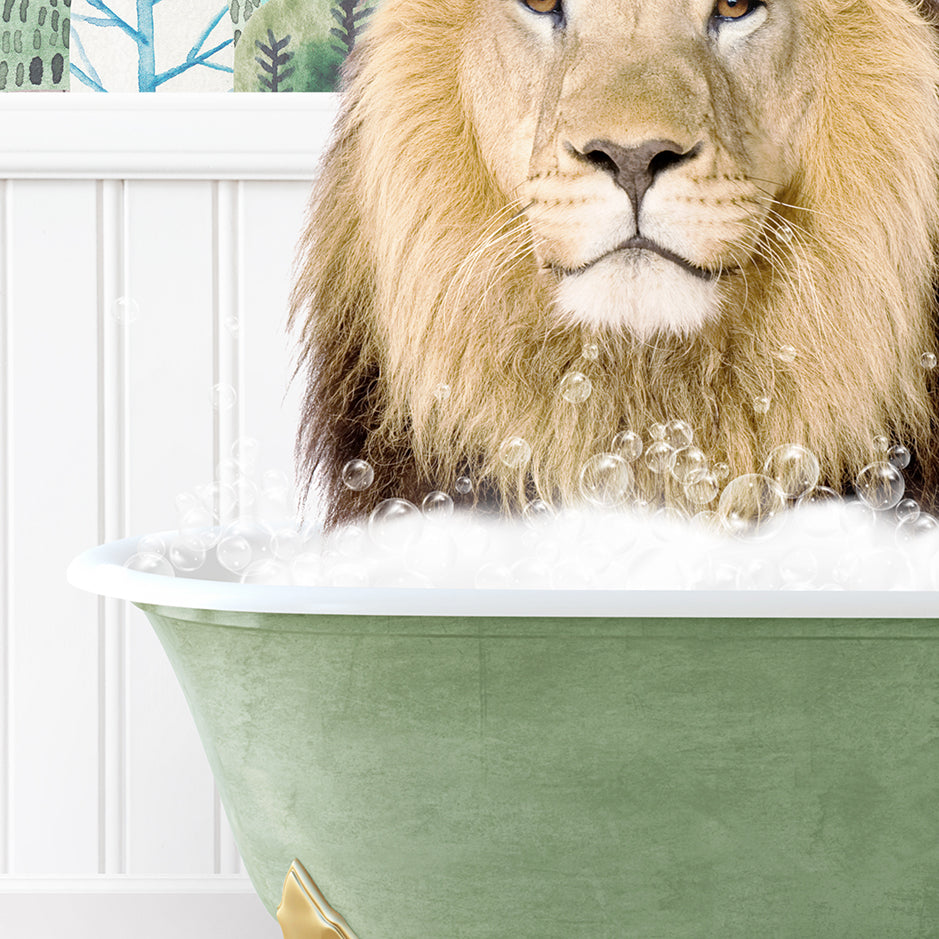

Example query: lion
[290,0,939,528]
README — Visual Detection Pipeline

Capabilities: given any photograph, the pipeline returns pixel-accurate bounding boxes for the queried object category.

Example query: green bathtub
[69,536,939,937]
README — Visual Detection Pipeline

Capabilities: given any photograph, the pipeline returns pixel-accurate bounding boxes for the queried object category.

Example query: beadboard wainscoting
[0,94,339,937]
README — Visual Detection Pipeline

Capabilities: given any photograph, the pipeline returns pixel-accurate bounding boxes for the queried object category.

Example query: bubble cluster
[131,418,939,592]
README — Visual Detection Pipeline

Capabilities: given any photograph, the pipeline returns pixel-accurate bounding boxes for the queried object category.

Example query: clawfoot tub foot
[277,860,359,939]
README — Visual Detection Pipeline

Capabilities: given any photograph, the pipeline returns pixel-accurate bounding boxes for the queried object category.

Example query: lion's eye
[713,0,758,19]
[522,0,562,16]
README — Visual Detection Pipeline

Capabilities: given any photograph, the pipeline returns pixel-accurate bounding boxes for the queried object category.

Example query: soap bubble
[581,341,600,361]
[168,534,207,573]
[644,440,676,474]
[216,519,273,573]
[649,422,667,441]
[228,437,261,478]
[522,499,555,526]
[178,506,215,545]
[776,345,797,363]
[498,436,532,468]
[752,396,771,416]
[175,490,200,517]
[216,536,252,574]
[797,486,842,508]
[671,446,707,484]
[559,371,592,404]
[775,223,794,243]
[895,498,921,522]
[887,445,911,470]
[334,524,367,557]
[137,533,167,556]
[579,453,633,507]
[717,474,786,539]
[855,461,905,511]
[455,475,473,495]
[762,444,820,499]
[124,552,175,576]
[665,420,693,449]
[611,430,642,462]
[422,490,454,518]
[368,498,423,550]
[433,383,451,402]
[341,459,374,491]
[211,384,237,411]
[712,461,730,482]
[920,352,937,369]
[201,481,238,522]
[262,469,291,496]
[683,469,719,505]
[896,513,939,544]
[872,434,890,453]
[271,527,303,561]
[111,297,139,325]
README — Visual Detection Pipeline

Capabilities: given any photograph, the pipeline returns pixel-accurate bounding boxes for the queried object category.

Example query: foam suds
[126,500,939,590]
[121,437,939,590]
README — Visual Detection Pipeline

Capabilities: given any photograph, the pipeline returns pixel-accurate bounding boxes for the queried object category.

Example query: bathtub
[68,533,939,937]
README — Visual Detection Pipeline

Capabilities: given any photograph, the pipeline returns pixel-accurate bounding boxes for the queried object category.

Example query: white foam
[157,501,939,591]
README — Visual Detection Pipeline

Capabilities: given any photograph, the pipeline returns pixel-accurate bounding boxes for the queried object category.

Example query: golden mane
[291,0,939,526]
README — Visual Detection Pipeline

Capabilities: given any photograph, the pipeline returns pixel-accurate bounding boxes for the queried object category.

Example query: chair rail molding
[0,93,339,181]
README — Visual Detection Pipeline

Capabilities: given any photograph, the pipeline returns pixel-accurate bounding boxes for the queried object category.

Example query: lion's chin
[553,252,721,338]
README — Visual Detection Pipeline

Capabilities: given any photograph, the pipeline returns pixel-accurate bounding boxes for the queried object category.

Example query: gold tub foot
[277,859,359,939]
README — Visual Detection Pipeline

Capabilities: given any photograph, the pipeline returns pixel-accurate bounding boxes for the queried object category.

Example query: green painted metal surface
[140,604,939,937]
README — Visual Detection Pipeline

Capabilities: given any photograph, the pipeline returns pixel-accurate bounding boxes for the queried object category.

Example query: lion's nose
[578,138,701,216]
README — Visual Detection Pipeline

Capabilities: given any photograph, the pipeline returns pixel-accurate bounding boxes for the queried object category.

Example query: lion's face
[460,0,814,337]
[293,0,939,525]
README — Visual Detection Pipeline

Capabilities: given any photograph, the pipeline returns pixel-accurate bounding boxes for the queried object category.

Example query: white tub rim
[66,532,939,619]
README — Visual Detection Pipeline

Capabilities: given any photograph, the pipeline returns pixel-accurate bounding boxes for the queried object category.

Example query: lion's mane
[291,0,939,526]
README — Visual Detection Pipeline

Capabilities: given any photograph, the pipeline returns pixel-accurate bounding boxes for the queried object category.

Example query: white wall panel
[241,180,310,501]
[123,180,219,876]
[8,181,101,874]
[0,96,328,921]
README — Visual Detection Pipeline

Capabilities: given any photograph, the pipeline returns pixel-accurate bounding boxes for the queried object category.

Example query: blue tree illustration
[71,0,233,91]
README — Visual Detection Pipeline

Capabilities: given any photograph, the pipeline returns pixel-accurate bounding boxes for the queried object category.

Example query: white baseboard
[0,883,282,939]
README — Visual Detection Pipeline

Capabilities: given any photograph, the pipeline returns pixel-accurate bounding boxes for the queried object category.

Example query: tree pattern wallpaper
[0,0,374,90]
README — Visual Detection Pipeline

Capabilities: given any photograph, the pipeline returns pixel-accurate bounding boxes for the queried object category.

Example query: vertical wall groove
[97,179,128,876]
[0,179,13,875]
[212,180,245,876]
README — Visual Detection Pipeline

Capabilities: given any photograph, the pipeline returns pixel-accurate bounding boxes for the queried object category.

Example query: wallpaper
[0,0,374,91]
